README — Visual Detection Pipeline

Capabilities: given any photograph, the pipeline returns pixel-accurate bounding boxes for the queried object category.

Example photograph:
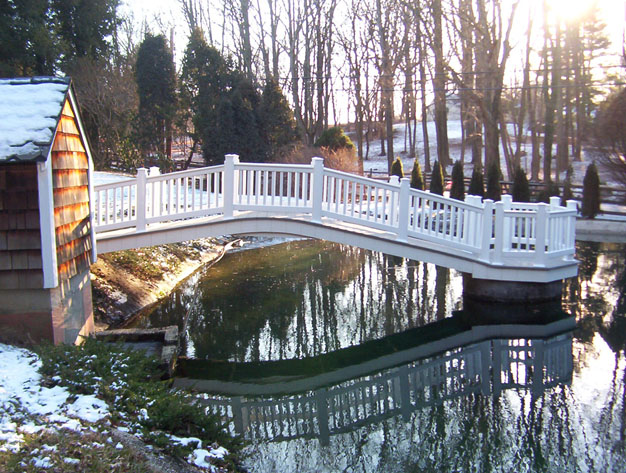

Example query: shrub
[430,160,444,195]
[37,339,241,460]
[410,159,424,190]
[314,126,354,150]
[582,162,601,218]
[537,180,560,203]
[485,160,502,201]
[561,165,575,206]
[281,143,358,173]
[511,166,530,202]
[450,161,465,200]
[391,157,404,179]
[468,164,485,197]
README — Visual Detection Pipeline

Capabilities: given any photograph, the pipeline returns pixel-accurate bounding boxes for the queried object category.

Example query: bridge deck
[94,156,578,283]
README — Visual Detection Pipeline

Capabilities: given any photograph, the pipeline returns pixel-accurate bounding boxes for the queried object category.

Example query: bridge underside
[96,212,578,284]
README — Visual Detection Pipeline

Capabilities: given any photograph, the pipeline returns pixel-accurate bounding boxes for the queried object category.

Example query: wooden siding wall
[0,163,43,288]
[52,100,93,281]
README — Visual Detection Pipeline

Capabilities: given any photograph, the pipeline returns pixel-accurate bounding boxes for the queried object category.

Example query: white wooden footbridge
[93,155,578,283]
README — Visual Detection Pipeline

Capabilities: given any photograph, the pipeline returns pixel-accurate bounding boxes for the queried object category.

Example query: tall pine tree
[136,34,177,161]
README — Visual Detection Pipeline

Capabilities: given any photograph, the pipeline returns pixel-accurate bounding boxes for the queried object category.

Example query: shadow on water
[180,315,575,447]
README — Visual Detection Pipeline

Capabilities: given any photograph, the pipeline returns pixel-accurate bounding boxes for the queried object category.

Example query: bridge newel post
[566,200,578,256]
[531,339,545,399]
[231,396,244,436]
[311,157,324,223]
[549,196,560,209]
[396,178,410,242]
[224,154,240,218]
[493,201,504,263]
[534,203,548,265]
[315,388,330,446]
[136,168,147,231]
[480,199,494,262]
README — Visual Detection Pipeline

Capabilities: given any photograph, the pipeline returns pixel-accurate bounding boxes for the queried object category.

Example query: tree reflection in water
[135,239,626,472]
[134,239,462,361]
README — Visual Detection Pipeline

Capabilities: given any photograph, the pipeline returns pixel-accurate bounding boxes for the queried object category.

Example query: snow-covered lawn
[0,343,108,454]
[0,342,232,471]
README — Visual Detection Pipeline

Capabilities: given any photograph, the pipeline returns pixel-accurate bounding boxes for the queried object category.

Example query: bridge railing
[93,155,577,267]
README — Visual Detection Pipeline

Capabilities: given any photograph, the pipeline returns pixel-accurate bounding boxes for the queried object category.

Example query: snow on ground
[0,342,228,471]
[354,119,613,188]
[0,343,109,453]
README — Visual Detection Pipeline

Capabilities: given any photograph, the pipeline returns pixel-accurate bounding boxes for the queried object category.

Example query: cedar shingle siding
[0,163,43,288]
[52,100,93,281]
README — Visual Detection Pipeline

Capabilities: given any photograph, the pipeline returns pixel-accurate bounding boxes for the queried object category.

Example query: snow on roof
[0,77,71,163]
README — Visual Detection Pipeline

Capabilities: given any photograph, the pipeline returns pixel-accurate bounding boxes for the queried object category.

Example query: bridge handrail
[93,155,577,268]
[144,164,224,183]
[92,177,136,191]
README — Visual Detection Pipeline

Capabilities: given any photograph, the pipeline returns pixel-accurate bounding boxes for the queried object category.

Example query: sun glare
[548,0,624,24]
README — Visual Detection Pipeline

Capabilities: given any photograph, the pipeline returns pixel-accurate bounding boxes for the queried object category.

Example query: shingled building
[0,77,97,344]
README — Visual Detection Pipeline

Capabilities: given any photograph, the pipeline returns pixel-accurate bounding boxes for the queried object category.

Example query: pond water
[133,239,626,472]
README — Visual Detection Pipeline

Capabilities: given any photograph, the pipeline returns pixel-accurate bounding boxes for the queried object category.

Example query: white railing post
[493,201,504,264]
[224,154,239,218]
[566,200,577,256]
[136,168,147,231]
[397,178,410,241]
[534,203,548,264]
[549,196,560,210]
[480,199,494,262]
[464,195,481,248]
[501,195,512,252]
[147,166,160,219]
[311,157,324,222]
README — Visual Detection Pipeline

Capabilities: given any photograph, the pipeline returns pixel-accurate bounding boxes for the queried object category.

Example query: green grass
[0,429,154,473]
[35,338,244,470]
[102,242,207,281]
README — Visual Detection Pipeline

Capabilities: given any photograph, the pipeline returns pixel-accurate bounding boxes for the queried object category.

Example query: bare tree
[447,0,521,176]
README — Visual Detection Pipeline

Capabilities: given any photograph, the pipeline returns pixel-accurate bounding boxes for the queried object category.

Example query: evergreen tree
[410,159,424,190]
[511,166,530,202]
[0,0,120,76]
[449,160,465,201]
[582,162,601,218]
[0,0,58,75]
[180,29,233,165]
[391,157,404,179]
[259,79,298,160]
[53,0,120,67]
[430,160,444,195]
[315,126,354,150]
[222,76,266,162]
[468,164,485,198]
[485,160,501,201]
[537,180,560,203]
[136,34,177,160]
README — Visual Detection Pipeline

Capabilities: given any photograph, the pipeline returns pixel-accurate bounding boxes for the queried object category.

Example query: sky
[121,0,626,65]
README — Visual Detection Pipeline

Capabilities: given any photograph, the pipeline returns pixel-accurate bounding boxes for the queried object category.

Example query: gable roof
[0,77,71,163]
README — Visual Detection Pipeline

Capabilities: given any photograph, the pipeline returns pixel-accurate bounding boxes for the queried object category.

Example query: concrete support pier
[462,273,564,324]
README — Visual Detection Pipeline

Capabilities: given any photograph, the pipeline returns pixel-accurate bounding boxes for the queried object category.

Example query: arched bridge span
[93,155,578,283]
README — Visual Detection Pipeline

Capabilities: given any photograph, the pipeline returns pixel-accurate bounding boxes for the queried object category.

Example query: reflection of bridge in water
[183,317,574,445]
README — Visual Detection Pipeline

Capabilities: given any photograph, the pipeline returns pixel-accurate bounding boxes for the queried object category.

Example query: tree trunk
[432,0,450,167]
